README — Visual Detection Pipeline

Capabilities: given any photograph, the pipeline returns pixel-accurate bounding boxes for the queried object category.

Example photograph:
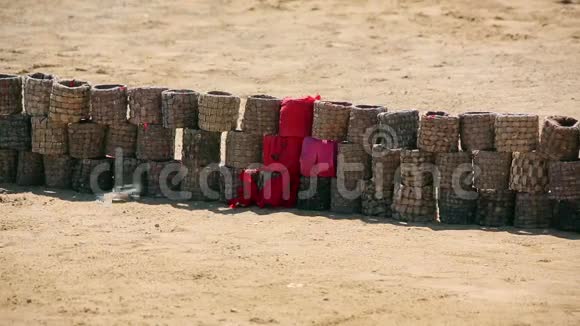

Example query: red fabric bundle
[278,95,320,137]
[300,137,338,177]
[262,135,304,176]
[257,171,300,208]
[228,169,260,208]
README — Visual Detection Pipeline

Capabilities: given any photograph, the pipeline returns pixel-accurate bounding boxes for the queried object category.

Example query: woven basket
[105,122,137,158]
[553,200,580,232]
[539,116,579,161]
[400,150,435,187]
[548,161,580,200]
[0,74,22,115]
[181,164,221,201]
[31,116,68,155]
[0,149,18,183]
[495,114,539,153]
[361,179,393,217]
[219,166,244,203]
[438,190,478,224]
[296,176,332,211]
[473,151,512,190]
[90,84,128,125]
[225,131,262,169]
[198,91,240,132]
[417,111,459,153]
[16,151,44,186]
[24,72,56,116]
[0,114,31,151]
[43,155,74,188]
[182,129,221,168]
[459,112,496,151]
[347,104,386,145]
[144,160,182,198]
[112,157,146,192]
[509,151,549,193]
[72,158,113,193]
[241,95,281,135]
[371,145,401,198]
[435,152,473,191]
[49,79,91,123]
[476,189,515,227]
[513,193,553,229]
[392,185,436,222]
[312,101,352,141]
[337,142,371,181]
[330,177,362,214]
[377,109,419,149]
[136,124,175,161]
[68,121,107,159]
[127,87,167,125]
[161,89,199,129]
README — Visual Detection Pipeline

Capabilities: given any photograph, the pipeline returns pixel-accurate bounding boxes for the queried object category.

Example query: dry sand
[1,0,580,324]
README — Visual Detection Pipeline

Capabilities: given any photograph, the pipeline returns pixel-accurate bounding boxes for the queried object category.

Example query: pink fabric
[299,137,337,178]
[278,95,320,137]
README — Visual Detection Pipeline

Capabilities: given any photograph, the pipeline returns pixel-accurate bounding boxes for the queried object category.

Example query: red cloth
[262,135,304,176]
[300,137,338,177]
[278,95,320,137]
[257,171,300,208]
[228,169,260,208]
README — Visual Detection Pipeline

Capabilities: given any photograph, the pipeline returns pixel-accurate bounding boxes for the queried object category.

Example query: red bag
[262,135,304,176]
[228,169,260,208]
[300,137,338,177]
[279,95,320,137]
[257,171,300,208]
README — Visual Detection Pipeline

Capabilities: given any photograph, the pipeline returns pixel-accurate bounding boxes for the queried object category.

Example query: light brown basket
[24,72,56,116]
[400,149,435,187]
[105,122,137,158]
[225,130,262,169]
[539,115,579,161]
[337,142,371,181]
[161,89,199,129]
[136,124,175,161]
[509,151,549,193]
[473,151,512,190]
[347,104,386,145]
[90,84,128,125]
[495,113,539,152]
[548,161,580,200]
[68,122,107,159]
[0,74,22,115]
[435,152,473,191]
[459,111,496,151]
[198,91,240,132]
[31,116,68,155]
[312,101,352,141]
[240,95,281,136]
[48,79,91,123]
[417,111,459,153]
[128,86,168,125]
[392,184,436,222]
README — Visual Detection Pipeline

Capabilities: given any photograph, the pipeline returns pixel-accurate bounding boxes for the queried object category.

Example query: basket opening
[250,94,277,100]
[0,74,18,79]
[328,101,352,107]
[356,104,382,109]
[29,72,54,80]
[94,84,124,90]
[208,91,232,96]
[59,80,86,88]
[552,116,578,127]
[426,111,448,117]
[463,111,492,115]
[166,89,195,94]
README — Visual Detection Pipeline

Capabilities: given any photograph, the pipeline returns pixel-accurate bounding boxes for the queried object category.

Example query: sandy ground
[1,0,580,324]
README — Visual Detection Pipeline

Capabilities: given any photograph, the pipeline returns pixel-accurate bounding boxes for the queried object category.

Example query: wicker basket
[400,150,435,187]
[136,124,175,161]
[553,200,580,232]
[31,117,68,155]
[161,89,199,129]
[509,151,549,193]
[23,72,56,116]
[330,177,362,214]
[476,189,515,227]
[312,101,352,141]
[347,104,386,145]
[473,151,512,190]
[105,122,137,158]
[181,164,221,201]
[377,109,419,149]
[43,155,74,188]
[49,79,91,123]
[219,166,244,203]
[548,161,580,200]
[72,158,113,193]
[0,149,18,183]
[495,114,539,153]
[225,130,262,169]
[392,185,436,222]
[112,157,146,193]
[371,145,401,198]
[90,84,128,125]
[539,115,579,161]
[337,142,371,181]
[513,193,553,229]
[240,95,281,135]
[435,152,473,191]
[198,91,240,132]
[16,151,44,186]
[417,111,459,153]
[361,179,393,217]
[144,160,182,198]
[0,114,31,151]
[127,87,167,125]
[0,74,22,115]
[182,129,221,168]
[459,111,496,151]
[68,121,107,159]
[296,176,332,211]
[438,190,478,224]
